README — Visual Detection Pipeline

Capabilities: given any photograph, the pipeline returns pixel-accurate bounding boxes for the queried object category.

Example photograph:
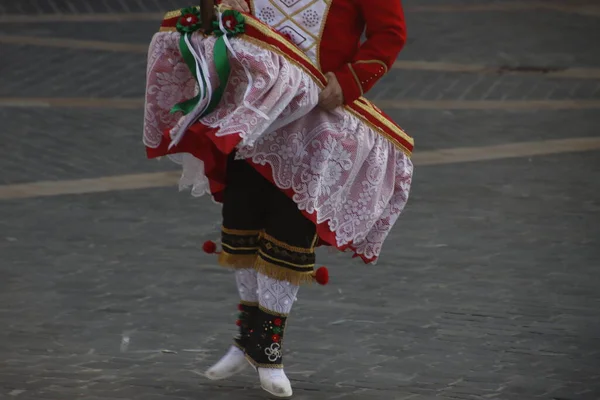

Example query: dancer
[143,0,411,397]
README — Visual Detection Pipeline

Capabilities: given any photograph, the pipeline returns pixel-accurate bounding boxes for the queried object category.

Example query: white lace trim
[199,39,318,148]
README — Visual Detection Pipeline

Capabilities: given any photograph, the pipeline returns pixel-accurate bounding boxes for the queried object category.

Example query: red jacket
[229,0,407,104]
[321,0,407,104]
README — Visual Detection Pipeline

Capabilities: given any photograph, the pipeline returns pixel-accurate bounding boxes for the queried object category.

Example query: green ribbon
[204,36,230,114]
[170,9,245,117]
[170,33,203,115]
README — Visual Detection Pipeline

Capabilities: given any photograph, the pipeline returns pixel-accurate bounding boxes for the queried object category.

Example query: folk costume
[143,0,412,396]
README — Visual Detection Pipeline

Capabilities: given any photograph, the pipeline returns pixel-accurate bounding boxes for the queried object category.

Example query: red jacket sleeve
[334,0,407,104]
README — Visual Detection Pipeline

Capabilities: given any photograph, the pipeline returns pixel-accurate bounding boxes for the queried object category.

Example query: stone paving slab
[401,7,600,68]
[370,71,600,101]
[383,108,600,151]
[0,0,185,15]
[0,21,160,43]
[0,44,146,98]
[0,0,596,16]
[0,152,599,399]
[0,107,171,185]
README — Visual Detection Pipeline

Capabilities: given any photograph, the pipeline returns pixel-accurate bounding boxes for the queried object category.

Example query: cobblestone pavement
[1,1,599,399]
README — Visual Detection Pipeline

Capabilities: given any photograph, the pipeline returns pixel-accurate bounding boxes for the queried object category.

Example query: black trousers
[219,153,318,284]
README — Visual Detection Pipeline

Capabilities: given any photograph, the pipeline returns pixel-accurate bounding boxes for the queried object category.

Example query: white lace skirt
[143,30,413,263]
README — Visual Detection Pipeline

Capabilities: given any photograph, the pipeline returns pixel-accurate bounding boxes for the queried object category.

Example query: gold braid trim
[245,353,283,369]
[254,255,315,286]
[261,232,316,254]
[222,243,259,252]
[163,7,199,20]
[355,59,389,74]
[347,63,364,96]
[243,13,315,67]
[218,252,258,269]
[240,300,259,307]
[241,35,325,89]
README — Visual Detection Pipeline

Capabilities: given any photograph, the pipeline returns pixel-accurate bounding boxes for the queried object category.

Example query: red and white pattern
[143,30,413,262]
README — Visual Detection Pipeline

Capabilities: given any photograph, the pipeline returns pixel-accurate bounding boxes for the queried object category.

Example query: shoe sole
[205,363,248,381]
[260,384,293,398]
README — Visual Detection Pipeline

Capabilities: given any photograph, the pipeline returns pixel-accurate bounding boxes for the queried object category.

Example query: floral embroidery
[213,10,246,36]
[223,15,237,30]
[176,7,203,34]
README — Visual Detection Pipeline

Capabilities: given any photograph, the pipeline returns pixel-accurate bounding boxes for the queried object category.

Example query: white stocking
[257,272,298,314]
[235,268,258,303]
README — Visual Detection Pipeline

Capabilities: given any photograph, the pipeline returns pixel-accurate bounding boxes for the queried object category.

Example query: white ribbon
[169,33,215,149]
[217,11,270,121]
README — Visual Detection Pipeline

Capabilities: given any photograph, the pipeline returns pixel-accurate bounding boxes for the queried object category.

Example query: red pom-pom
[202,240,217,254]
[237,304,244,311]
[235,319,242,327]
[314,267,329,285]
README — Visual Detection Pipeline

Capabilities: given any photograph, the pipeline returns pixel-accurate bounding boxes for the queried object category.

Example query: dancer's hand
[218,0,250,13]
[319,72,344,111]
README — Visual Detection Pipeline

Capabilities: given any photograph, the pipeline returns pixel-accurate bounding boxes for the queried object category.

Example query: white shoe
[259,368,293,398]
[205,345,248,380]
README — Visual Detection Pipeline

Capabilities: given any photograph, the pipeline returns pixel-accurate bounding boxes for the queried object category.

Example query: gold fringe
[254,256,315,286]
[218,249,317,285]
[258,249,315,269]
[218,252,258,269]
